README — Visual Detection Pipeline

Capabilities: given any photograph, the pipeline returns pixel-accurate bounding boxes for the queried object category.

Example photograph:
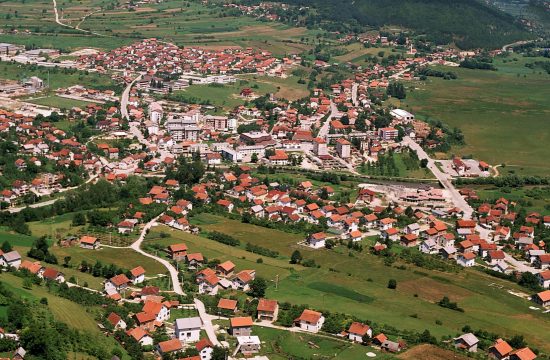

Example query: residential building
[175,317,203,343]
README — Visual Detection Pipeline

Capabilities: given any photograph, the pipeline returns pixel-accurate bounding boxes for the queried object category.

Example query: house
[400,234,418,247]
[230,317,253,336]
[217,298,238,313]
[532,290,550,307]
[117,220,135,234]
[130,266,146,284]
[381,340,403,353]
[127,327,153,346]
[79,235,100,250]
[539,270,550,288]
[216,199,234,213]
[257,298,278,322]
[294,309,324,333]
[510,347,537,360]
[217,261,235,277]
[348,322,372,343]
[236,336,261,355]
[419,239,438,254]
[19,260,43,275]
[107,312,127,330]
[186,253,204,269]
[489,339,513,360]
[157,338,183,355]
[454,333,479,352]
[487,250,506,265]
[0,250,21,269]
[233,270,255,291]
[307,232,327,249]
[198,273,219,295]
[105,274,131,292]
[142,300,171,322]
[457,252,476,267]
[175,317,202,343]
[41,268,65,283]
[168,243,188,261]
[196,338,214,360]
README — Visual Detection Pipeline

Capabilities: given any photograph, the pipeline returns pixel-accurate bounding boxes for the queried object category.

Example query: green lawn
[50,246,167,275]
[400,55,550,175]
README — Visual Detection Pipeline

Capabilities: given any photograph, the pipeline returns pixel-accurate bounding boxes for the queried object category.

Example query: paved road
[317,101,339,140]
[129,216,221,346]
[503,251,538,274]
[351,83,358,107]
[120,75,142,121]
[402,136,474,219]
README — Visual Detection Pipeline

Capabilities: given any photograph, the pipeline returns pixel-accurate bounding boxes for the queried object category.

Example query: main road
[402,136,474,219]
[317,101,340,140]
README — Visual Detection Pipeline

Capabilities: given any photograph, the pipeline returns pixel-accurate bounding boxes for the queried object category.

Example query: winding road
[129,216,221,346]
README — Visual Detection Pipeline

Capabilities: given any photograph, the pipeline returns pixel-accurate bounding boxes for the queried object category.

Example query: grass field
[1,273,100,331]
[1,0,317,54]
[400,56,550,175]
[0,61,117,91]
[458,185,550,215]
[335,43,408,64]
[27,95,92,110]
[152,214,550,351]
[253,326,395,360]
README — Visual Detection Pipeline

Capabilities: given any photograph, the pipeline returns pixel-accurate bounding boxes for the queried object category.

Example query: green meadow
[145,215,550,351]
[400,55,550,175]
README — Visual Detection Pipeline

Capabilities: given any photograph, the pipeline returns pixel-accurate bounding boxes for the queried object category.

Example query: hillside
[272,0,532,48]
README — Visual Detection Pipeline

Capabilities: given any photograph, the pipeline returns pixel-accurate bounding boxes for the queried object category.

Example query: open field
[145,225,299,280]
[1,273,100,332]
[0,61,117,91]
[400,56,550,175]
[27,95,92,110]
[398,344,470,360]
[51,246,167,275]
[161,214,550,350]
[0,0,316,55]
[239,74,310,100]
[457,185,550,215]
[335,43,408,64]
[253,326,395,360]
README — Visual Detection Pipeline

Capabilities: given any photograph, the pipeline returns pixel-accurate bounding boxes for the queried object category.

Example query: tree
[1,241,13,253]
[63,256,71,268]
[420,159,428,168]
[387,279,397,289]
[508,335,526,349]
[72,212,86,226]
[248,277,267,298]
[23,278,33,290]
[290,250,302,264]
[211,346,228,360]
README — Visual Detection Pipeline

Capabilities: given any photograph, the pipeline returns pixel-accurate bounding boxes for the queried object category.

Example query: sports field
[400,55,550,175]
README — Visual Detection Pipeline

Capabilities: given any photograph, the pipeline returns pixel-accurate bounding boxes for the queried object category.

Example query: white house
[538,270,550,289]
[294,309,324,333]
[348,322,372,343]
[175,317,203,343]
[130,266,146,284]
[127,327,153,346]
[457,252,476,267]
[307,232,326,249]
[0,251,21,269]
[196,338,214,360]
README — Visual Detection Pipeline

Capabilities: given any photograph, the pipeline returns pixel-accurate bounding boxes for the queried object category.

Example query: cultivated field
[401,55,550,175]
